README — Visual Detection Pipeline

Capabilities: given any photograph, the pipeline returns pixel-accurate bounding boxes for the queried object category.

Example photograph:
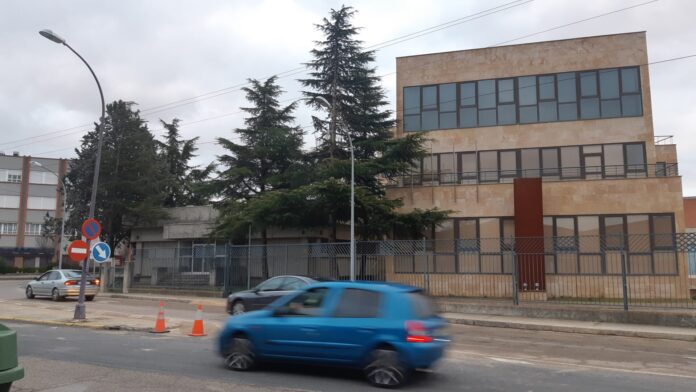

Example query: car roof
[306,280,420,293]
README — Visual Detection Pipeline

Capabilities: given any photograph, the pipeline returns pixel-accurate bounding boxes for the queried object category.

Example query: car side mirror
[252,287,260,294]
[35,276,40,281]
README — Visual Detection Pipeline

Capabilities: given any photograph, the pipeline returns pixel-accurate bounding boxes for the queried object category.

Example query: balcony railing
[654,135,674,145]
[386,163,679,188]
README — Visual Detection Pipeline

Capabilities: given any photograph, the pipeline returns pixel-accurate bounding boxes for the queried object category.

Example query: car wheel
[51,288,63,302]
[232,300,245,315]
[224,336,256,371]
[86,295,95,301]
[25,286,35,299]
[364,347,408,388]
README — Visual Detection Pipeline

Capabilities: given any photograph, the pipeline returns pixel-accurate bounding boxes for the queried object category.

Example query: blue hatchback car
[218,281,449,388]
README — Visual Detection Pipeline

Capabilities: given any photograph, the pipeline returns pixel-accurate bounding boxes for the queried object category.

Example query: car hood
[228,290,253,299]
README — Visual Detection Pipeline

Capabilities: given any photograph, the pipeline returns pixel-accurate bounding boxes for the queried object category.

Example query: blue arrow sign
[91,242,111,263]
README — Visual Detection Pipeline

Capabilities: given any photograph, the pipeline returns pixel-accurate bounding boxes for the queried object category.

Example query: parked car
[25,269,100,301]
[226,275,327,315]
[218,281,449,388]
[0,323,24,392]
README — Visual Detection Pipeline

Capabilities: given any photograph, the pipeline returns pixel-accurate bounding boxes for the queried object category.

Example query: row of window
[400,142,657,185]
[0,222,44,236]
[0,169,59,185]
[403,66,642,132]
[394,214,677,276]
[0,195,58,210]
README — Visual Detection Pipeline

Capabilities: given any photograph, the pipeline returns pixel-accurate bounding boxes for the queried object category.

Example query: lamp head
[39,29,66,44]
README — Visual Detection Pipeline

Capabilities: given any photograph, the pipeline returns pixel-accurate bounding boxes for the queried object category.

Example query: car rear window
[333,288,382,318]
[407,292,438,318]
[64,271,93,279]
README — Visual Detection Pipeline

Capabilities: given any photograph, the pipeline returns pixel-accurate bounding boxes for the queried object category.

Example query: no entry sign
[67,240,89,262]
[81,218,102,240]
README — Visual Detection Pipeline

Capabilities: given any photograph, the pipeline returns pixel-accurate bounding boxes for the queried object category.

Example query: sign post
[74,219,102,320]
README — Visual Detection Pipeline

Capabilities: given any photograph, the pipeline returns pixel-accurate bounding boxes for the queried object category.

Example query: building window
[603,144,625,177]
[25,223,42,236]
[521,148,540,178]
[477,80,497,126]
[625,143,646,175]
[4,170,22,183]
[557,72,578,121]
[459,152,477,184]
[560,146,581,179]
[439,153,456,184]
[599,69,621,118]
[459,82,477,128]
[478,151,498,183]
[439,83,457,129]
[27,197,57,210]
[580,71,600,119]
[0,195,21,209]
[499,150,518,182]
[497,79,516,125]
[518,76,538,124]
[29,170,59,185]
[541,148,559,177]
[620,67,642,116]
[421,85,438,131]
[538,75,558,122]
[0,223,18,235]
[403,87,421,132]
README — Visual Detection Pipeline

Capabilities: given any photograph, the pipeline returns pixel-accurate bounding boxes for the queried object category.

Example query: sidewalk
[3,290,696,342]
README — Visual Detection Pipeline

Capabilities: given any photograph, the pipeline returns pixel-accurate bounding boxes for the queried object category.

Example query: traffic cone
[150,301,169,333]
[189,304,207,337]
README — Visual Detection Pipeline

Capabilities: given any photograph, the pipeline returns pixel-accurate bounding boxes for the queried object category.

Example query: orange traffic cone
[189,304,207,337]
[150,301,169,333]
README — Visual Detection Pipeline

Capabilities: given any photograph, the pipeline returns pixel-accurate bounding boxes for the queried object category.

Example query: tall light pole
[40,29,106,320]
[310,97,355,281]
[30,161,67,269]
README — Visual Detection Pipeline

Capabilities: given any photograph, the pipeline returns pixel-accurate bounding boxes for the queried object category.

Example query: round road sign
[67,240,89,262]
[81,219,102,240]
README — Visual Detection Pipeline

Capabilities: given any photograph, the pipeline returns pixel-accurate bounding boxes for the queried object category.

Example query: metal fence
[123,234,696,309]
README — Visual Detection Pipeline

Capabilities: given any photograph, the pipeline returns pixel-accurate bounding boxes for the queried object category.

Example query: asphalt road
[6,320,696,392]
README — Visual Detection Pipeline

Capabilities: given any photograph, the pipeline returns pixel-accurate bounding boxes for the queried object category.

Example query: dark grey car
[226,276,324,315]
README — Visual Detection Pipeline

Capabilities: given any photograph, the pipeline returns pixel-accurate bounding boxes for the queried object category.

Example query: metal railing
[654,135,674,145]
[386,163,678,187]
[118,234,696,309]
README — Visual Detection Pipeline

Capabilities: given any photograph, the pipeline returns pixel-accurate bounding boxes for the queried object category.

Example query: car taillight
[64,280,79,286]
[92,279,100,286]
[405,321,433,343]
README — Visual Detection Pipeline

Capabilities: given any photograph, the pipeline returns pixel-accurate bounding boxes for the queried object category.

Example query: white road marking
[141,348,154,352]
[56,337,66,340]
[488,357,532,365]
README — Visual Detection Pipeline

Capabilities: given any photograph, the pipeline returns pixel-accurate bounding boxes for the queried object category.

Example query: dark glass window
[497,79,516,125]
[621,95,642,116]
[439,83,457,129]
[652,215,675,249]
[518,76,538,124]
[421,86,438,131]
[620,67,642,116]
[459,82,477,128]
[422,86,437,110]
[625,143,645,172]
[458,218,479,252]
[603,144,624,177]
[521,148,540,177]
[541,148,559,176]
[621,68,640,93]
[479,151,498,182]
[421,111,438,131]
[334,289,382,318]
[603,216,625,250]
[539,101,558,122]
[557,72,578,121]
[538,75,558,122]
[403,87,421,132]
[539,75,555,100]
[599,69,620,118]
[478,80,496,126]
[580,71,599,119]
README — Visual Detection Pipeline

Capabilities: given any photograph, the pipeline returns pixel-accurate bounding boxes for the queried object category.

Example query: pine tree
[158,118,214,207]
[214,77,304,240]
[65,100,169,250]
[294,5,446,240]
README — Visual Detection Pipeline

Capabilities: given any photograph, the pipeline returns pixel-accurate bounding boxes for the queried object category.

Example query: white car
[25,269,100,301]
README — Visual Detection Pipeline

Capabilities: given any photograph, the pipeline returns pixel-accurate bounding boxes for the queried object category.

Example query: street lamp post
[311,97,355,281]
[30,161,67,269]
[40,29,106,320]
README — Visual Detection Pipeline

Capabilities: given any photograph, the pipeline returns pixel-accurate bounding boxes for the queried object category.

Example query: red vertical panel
[514,178,545,291]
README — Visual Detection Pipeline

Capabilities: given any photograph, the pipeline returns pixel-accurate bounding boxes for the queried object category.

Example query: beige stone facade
[384,32,688,299]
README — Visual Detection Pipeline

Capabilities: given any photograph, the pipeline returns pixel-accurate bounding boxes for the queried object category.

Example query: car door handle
[357,328,374,333]
[300,327,317,332]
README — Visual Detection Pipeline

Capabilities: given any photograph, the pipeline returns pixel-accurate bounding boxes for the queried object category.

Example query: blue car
[217,281,449,388]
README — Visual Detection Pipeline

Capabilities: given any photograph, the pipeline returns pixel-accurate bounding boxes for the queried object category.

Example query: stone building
[385,32,688,299]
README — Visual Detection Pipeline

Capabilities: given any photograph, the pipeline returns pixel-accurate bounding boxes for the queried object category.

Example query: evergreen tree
[292,5,447,240]
[158,118,214,207]
[66,100,169,250]
[214,77,304,243]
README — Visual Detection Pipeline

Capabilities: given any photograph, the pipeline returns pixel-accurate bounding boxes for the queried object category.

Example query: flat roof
[396,31,646,60]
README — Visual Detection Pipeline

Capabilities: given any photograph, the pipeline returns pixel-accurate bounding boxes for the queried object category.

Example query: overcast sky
[1,0,695,194]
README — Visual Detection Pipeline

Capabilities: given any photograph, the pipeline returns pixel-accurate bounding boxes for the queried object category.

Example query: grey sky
[1,0,695,193]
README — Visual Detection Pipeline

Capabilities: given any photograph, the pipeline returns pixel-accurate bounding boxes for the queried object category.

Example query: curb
[444,316,696,342]
[0,316,172,333]
[103,293,227,308]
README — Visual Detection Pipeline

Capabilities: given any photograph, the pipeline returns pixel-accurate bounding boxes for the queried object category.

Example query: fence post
[620,250,629,311]
[222,243,230,296]
[246,244,251,290]
[511,250,519,306]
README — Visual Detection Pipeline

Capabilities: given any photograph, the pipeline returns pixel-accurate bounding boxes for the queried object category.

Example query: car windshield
[407,291,438,318]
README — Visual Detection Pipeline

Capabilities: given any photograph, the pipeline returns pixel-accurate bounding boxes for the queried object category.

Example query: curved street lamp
[39,29,106,320]
[308,96,355,281]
